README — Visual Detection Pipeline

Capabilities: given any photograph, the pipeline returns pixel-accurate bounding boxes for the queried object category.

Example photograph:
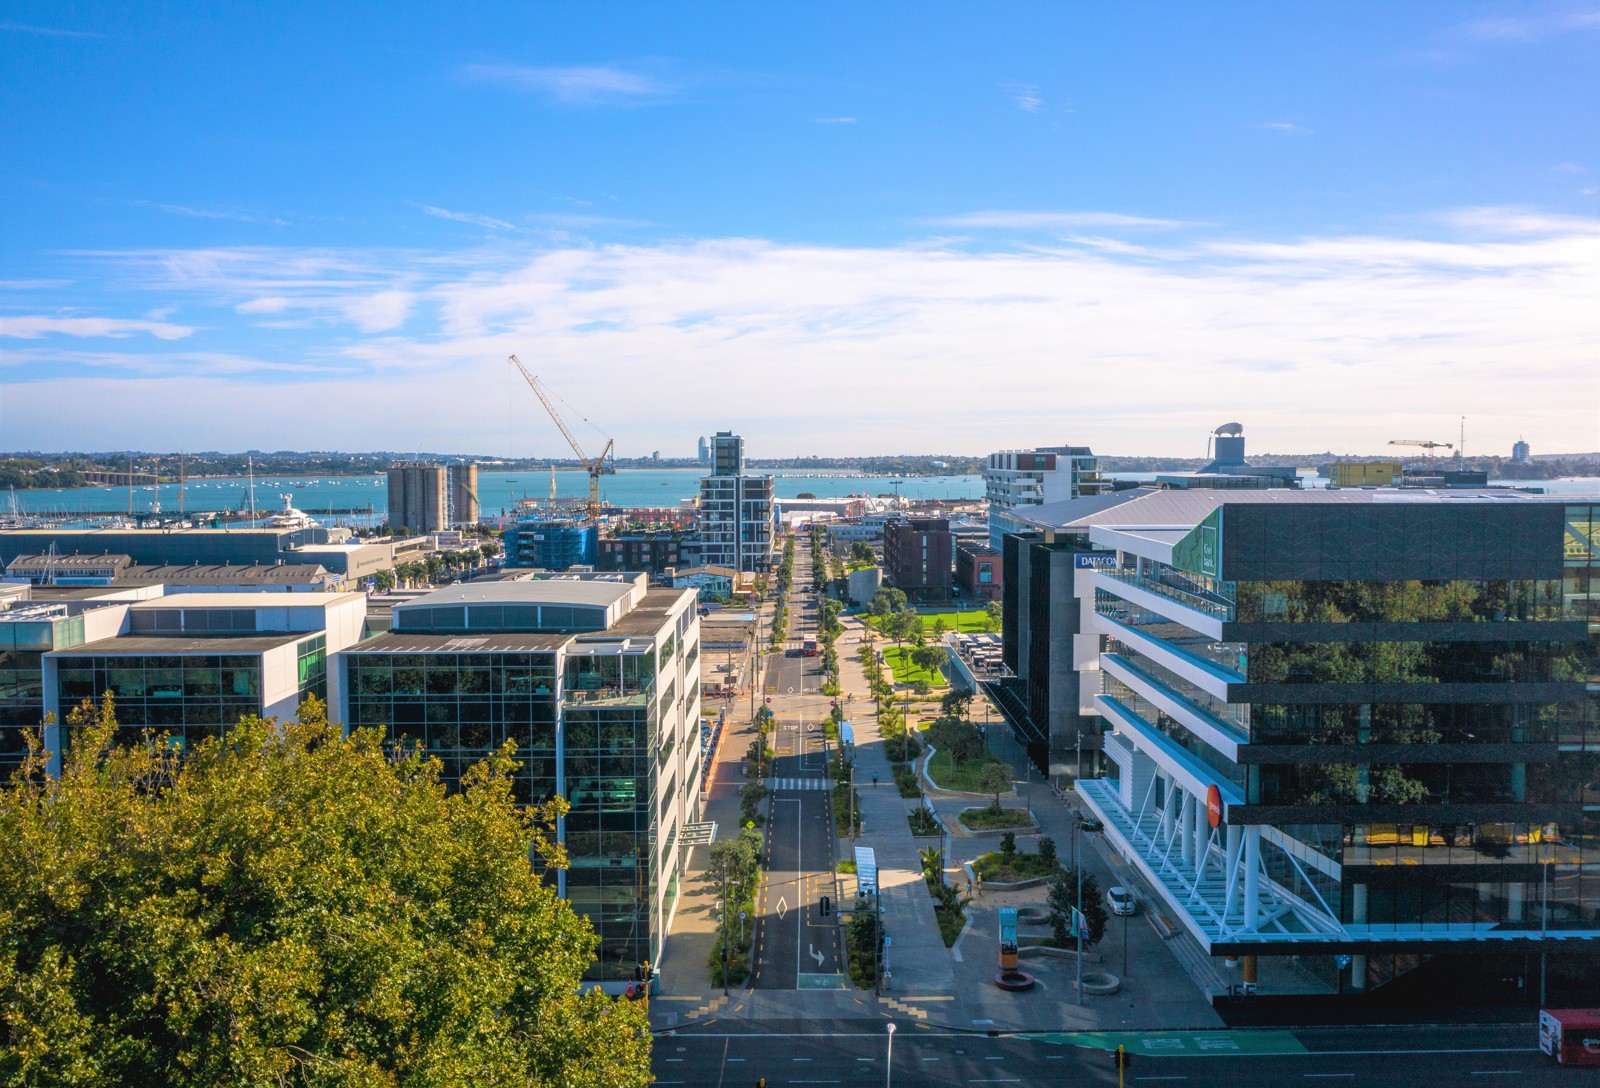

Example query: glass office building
[41,592,366,776]
[1003,489,1600,1000]
[337,574,702,986]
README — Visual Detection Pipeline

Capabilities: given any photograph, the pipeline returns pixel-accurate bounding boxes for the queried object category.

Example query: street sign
[1206,784,1223,829]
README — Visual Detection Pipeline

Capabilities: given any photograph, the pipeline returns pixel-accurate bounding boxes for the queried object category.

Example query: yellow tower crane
[1388,439,1454,471]
[507,354,615,520]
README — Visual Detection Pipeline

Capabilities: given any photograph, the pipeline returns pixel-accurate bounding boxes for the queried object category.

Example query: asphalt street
[751,540,847,992]
[651,1023,1568,1087]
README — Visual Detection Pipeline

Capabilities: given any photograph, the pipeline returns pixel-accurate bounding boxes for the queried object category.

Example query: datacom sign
[1074,552,1118,570]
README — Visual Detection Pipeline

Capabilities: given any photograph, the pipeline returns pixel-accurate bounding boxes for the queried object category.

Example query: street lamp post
[885,1022,896,1088]
[1075,817,1084,1007]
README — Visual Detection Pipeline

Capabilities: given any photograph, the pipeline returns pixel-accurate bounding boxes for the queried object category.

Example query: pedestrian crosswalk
[763,777,830,791]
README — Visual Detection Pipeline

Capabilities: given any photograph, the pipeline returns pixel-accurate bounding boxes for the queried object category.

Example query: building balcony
[1092,568,1233,627]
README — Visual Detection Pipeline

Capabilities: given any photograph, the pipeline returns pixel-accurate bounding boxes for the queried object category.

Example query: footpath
[654,602,1223,1034]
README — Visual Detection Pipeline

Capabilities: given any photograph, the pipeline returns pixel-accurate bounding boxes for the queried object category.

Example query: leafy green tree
[0,695,650,1088]
[978,763,1012,810]
[1037,835,1057,867]
[866,587,908,617]
[850,541,876,565]
[939,691,972,719]
[1047,868,1107,947]
[999,831,1017,858]
[910,643,947,680]
[373,568,397,592]
[983,600,1002,633]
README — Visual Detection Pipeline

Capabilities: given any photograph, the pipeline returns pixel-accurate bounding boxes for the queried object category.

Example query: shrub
[1038,835,1057,867]
[907,807,940,836]
[1000,831,1017,858]
[894,766,921,798]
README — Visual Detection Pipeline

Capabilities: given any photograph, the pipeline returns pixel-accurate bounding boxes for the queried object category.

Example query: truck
[1540,1008,1600,1067]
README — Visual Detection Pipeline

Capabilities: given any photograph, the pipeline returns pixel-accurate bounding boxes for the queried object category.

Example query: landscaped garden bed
[958,806,1034,832]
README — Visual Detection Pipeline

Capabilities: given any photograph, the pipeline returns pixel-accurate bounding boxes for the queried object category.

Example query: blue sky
[2,2,1596,458]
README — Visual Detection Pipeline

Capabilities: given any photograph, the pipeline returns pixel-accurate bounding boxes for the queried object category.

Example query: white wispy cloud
[1261,121,1311,136]
[930,210,1191,230]
[12,208,1596,456]
[421,205,518,231]
[0,21,106,38]
[144,202,287,226]
[461,63,669,104]
[815,117,857,125]
[1458,9,1600,42]
[1008,83,1042,112]
[0,315,194,340]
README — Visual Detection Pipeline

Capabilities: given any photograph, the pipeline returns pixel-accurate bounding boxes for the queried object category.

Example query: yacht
[262,494,318,530]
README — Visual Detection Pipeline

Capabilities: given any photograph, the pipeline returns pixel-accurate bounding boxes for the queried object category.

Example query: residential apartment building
[883,516,953,602]
[995,487,1600,1003]
[503,517,597,571]
[697,431,774,574]
[597,529,695,576]
[983,445,1108,554]
[336,573,702,987]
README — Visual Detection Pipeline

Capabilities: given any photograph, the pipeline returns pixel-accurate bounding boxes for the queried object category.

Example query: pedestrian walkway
[763,776,830,791]
[833,619,957,1001]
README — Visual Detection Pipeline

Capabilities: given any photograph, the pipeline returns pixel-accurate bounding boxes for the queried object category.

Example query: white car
[1106,886,1137,917]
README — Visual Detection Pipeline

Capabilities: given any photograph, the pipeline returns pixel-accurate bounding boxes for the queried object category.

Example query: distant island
[0,449,1594,491]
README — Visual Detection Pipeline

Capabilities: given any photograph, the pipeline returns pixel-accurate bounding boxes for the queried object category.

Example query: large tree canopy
[0,695,650,1088]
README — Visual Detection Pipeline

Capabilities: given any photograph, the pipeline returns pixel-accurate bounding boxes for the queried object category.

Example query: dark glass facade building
[1005,488,1600,1001]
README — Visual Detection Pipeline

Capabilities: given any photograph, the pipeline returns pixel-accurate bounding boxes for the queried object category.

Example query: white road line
[1470,1073,1521,1077]
[1304,1076,1354,1079]
[1137,1078,1189,1082]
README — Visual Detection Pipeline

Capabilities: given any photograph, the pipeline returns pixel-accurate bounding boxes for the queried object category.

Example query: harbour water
[4,469,1594,528]
[3,469,986,526]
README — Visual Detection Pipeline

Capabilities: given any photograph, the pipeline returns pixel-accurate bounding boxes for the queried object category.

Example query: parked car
[1106,886,1137,917]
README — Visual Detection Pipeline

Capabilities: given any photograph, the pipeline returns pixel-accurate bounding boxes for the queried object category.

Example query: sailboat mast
[248,455,257,524]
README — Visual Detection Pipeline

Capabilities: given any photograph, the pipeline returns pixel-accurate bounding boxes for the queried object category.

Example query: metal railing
[1097,569,1235,621]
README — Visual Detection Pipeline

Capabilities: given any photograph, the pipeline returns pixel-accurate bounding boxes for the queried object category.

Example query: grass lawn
[916,610,994,635]
[924,747,1004,793]
[881,646,948,688]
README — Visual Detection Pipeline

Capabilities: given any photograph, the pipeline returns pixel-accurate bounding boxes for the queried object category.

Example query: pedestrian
[872,772,879,787]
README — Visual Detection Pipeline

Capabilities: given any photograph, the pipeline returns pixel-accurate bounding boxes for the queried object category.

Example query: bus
[802,638,819,657]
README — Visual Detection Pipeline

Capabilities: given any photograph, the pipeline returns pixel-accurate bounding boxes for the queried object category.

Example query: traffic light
[1114,1045,1132,1070]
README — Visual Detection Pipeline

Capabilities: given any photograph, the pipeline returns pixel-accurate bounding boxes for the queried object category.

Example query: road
[651,1023,1569,1087]
[750,536,846,991]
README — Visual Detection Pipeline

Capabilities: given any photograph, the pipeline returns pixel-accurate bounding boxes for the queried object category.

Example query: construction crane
[507,354,614,520]
[1388,439,1453,470]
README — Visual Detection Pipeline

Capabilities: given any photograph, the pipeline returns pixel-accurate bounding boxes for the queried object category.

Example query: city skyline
[2,3,1597,456]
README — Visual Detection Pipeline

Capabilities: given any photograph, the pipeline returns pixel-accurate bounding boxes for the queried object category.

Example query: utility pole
[1075,816,1084,1006]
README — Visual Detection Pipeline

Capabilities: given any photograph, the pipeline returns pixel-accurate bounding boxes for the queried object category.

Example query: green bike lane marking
[1027,1030,1308,1057]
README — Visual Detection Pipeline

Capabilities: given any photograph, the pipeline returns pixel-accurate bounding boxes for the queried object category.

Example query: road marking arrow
[776,896,788,920]
[810,944,825,967]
